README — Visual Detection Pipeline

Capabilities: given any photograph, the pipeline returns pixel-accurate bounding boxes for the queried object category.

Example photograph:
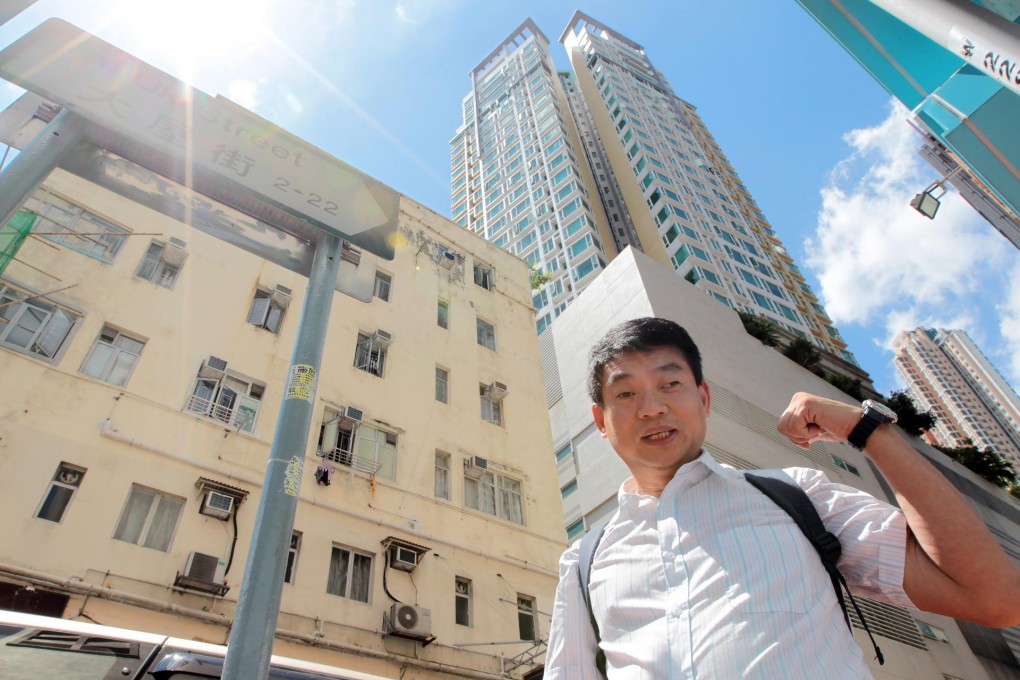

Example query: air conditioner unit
[373,330,393,346]
[486,381,509,401]
[342,406,364,423]
[388,604,432,639]
[200,491,235,520]
[463,455,488,479]
[271,285,293,305]
[389,545,419,572]
[184,552,226,586]
[198,356,228,379]
[440,250,456,269]
[162,239,188,266]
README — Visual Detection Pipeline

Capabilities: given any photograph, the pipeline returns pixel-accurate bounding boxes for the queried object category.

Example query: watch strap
[847,405,892,450]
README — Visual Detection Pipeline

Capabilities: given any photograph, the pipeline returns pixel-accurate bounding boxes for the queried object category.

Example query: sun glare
[107,0,273,74]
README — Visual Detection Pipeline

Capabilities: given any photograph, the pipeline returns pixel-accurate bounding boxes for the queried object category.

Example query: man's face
[592,347,711,480]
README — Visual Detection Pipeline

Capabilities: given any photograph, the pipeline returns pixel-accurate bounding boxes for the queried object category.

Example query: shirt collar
[617,449,740,513]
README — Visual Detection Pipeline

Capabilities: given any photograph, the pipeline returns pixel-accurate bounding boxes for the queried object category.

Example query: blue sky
[1,0,1018,397]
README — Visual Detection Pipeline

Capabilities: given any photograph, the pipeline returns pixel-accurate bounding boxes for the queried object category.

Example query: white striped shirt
[545,452,913,679]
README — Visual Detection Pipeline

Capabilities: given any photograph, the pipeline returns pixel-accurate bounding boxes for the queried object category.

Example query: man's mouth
[643,430,674,441]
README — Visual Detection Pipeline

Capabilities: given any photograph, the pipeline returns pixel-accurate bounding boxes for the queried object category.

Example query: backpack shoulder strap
[743,471,884,665]
[577,521,609,678]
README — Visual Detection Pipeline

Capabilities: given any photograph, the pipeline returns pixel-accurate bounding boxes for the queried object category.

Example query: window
[373,271,392,301]
[831,456,860,476]
[480,384,503,426]
[566,519,585,541]
[354,332,387,377]
[476,319,496,351]
[473,262,494,290]
[0,283,78,361]
[136,240,185,289]
[247,288,289,334]
[186,359,264,433]
[434,452,451,500]
[35,463,85,523]
[113,485,184,552]
[283,531,301,584]
[437,299,449,329]
[435,366,449,403]
[455,577,472,626]
[465,471,523,524]
[318,410,356,466]
[327,545,372,603]
[80,326,144,386]
[561,480,578,498]
[27,190,129,262]
[517,594,537,640]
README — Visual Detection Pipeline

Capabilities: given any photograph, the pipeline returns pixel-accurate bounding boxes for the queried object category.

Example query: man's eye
[663,381,681,389]
[616,391,634,399]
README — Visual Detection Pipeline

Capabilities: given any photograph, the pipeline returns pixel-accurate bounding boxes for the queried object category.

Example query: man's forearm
[863,423,1020,626]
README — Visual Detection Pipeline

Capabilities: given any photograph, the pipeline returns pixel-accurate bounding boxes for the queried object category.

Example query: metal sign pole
[0,108,86,229]
[221,233,343,680]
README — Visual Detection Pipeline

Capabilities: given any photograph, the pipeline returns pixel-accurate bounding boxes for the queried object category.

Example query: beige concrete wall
[0,167,564,679]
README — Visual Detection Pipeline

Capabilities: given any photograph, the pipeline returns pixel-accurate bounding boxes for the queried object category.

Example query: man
[545,317,1020,678]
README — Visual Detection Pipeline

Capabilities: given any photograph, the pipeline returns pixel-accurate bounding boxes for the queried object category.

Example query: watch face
[863,399,898,424]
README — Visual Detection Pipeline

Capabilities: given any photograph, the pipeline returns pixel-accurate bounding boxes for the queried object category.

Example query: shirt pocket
[714,524,817,613]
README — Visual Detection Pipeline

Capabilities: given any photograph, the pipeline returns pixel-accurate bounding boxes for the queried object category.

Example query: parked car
[0,608,391,679]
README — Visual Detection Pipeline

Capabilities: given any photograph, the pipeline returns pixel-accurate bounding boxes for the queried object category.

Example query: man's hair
[587,317,703,406]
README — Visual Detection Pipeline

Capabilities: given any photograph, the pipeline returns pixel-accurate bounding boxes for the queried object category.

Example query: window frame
[27,189,131,263]
[517,594,537,641]
[434,452,451,500]
[455,577,472,627]
[246,289,287,334]
[0,282,79,362]
[476,318,496,351]
[473,263,494,290]
[80,325,145,386]
[112,485,185,552]
[465,470,523,524]
[437,298,450,329]
[34,463,86,524]
[373,271,392,302]
[284,531,301,585]
[435,366,449,404]
[326,544,373,603]
[480,384,503,427]
[354,332,387,377]
[136,240,184,290]
[186,367,265,434]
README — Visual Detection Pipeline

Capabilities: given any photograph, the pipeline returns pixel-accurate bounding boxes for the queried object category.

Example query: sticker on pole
[286,364,316,402]
[283,456,303,496]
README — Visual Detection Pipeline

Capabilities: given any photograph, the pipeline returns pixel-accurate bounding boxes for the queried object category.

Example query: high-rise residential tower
[452,14,856,366]
[893,327,1020,471]
[450,20,616,333]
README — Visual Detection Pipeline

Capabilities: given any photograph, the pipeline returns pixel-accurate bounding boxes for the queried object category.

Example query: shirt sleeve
[783,467,916,609]
[544,542,605,680]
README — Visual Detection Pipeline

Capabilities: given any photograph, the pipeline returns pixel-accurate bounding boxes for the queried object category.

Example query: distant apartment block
[893,327,1020,471]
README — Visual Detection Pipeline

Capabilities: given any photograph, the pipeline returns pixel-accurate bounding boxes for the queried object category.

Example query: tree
[823,373,866,401]
[883,391,937,438]
[737,312,779,347]
[932,443,1019,490]
[529,265,551,290]
[782,337,822,375]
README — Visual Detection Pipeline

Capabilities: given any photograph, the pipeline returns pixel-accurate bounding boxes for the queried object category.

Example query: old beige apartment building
[0,97,564,678]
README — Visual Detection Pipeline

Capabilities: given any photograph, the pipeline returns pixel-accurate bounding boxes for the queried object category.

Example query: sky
[0,0,1018,398]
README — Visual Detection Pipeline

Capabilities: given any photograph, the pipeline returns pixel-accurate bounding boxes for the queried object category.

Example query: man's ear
[700,380,711,417]
[592,403,607,437]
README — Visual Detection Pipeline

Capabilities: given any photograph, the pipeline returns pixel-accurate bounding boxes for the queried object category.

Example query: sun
[104,0,274,75]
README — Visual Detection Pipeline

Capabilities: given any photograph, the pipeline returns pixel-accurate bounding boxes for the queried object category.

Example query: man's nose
[636,390,667,417]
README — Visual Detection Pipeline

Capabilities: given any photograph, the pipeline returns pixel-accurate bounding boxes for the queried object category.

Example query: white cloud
[998,260,1020,384]
[227,79,262,109]
[394,2,416,24]
[806,100,1008,326]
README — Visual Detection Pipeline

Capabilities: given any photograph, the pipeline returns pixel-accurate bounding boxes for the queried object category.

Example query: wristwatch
[846,399,898,450]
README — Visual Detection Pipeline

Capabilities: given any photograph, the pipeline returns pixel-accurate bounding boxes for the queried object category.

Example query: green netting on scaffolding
[0,210,37,279]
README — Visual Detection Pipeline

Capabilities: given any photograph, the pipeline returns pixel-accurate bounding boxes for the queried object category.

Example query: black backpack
[576,472,884,677]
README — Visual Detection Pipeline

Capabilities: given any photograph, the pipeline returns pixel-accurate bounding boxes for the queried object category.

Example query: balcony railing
[185,394,256,432]
[317,447,381,475]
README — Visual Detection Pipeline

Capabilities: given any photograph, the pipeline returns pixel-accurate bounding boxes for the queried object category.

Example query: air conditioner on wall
[463,455,488,479]
[200,491,235,520]
[183,552,226,586]
[387,603,432,639]
[373,330,393,346]
[389,545,419,572]
[440,250,456,269]
[486,381,509,401]
[342,406,364,423]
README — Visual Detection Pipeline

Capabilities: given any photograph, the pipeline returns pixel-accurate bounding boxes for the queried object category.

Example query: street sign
[0,19,399,259]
